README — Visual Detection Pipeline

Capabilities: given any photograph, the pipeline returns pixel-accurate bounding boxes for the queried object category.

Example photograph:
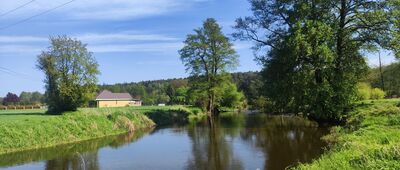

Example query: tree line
[0,91,44,106]
[98,71,262,108]
[363,61,400,98]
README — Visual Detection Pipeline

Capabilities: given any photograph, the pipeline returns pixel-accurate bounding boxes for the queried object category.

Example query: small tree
[37,36,99,114]
[3,92,19,106]
[179,18,239,117]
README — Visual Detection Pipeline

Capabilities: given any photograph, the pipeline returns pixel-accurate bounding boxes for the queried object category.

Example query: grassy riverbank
[0,106,202,155]
[296,99,400,169]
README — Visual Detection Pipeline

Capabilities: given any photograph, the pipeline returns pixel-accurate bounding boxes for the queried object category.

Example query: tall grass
[0,107,155,155]
[295,99,400,169]
[0,106,204,155]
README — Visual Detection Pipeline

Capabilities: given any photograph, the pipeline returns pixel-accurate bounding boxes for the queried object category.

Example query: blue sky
[0,0,396,96]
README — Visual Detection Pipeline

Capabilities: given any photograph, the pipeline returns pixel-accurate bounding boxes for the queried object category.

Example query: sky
[0,0,397,97]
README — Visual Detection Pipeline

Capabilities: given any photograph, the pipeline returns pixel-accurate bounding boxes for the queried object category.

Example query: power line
[0,66,41,82]
[0,0,36,18]
[0,66,30,77]
[0,0,77,31]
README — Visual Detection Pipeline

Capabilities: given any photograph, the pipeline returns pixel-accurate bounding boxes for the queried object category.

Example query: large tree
[37,36,99,114]
[234,0,395,122]
[179,18,240,117]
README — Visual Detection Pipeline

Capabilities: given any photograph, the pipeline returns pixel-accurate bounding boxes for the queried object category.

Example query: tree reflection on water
[185,113,328,170]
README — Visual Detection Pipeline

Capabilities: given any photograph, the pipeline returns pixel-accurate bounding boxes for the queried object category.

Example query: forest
[98,71,262,109]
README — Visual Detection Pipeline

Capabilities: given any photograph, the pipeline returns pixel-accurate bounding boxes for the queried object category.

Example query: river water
[0,114,329,170]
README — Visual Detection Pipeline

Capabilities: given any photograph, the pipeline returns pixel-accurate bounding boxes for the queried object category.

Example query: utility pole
[378,51,385,91]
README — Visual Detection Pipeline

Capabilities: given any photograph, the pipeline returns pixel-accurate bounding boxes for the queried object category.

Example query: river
[0,113,329,170]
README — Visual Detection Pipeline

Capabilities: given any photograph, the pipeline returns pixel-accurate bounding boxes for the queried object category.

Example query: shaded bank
[144,106,204,126]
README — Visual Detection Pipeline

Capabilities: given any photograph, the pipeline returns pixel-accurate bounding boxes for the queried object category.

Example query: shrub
[370,88,385,100]
[357,83,371,100]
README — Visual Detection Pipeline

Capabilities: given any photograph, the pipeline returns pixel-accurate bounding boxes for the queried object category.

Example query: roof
[95,90,135,101]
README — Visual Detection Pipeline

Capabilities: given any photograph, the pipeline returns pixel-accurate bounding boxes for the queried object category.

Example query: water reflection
[0,129,152,169]
[45,151,99,170]
[185,117,244,170]
[0,114,328,170]
[241,115,328,169]
[184,114,327,170]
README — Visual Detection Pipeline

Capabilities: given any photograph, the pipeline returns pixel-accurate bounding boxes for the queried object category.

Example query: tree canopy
[179,18,243,116]
[234,0,398,122]
[2,92,19,106]
[37,36,99,114]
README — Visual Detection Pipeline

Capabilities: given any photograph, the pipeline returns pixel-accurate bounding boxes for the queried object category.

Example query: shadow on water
[0,128,153,169]
[242,115,329,169]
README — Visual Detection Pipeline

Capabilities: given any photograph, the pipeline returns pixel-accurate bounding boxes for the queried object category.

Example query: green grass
[0,106,203,155]
[295,99,400,169]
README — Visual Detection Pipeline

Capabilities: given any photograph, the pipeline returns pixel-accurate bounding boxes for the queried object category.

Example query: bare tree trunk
[378,51,385,91]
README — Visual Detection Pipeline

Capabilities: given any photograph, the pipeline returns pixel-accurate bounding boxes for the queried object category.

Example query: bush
[370,88,385,100]
[357,83,371,100]
[356,83,385,100]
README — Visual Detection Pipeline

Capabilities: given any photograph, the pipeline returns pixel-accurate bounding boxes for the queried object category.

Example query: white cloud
[0,45,43,54]
[88,42,183,53]
[0,31,183,54]
[0,32,179,43]
[0,0,208,21]
[0,36,47,43]
[78,33,178,43]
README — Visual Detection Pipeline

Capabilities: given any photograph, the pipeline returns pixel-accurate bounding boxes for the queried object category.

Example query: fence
[0,105,44,110]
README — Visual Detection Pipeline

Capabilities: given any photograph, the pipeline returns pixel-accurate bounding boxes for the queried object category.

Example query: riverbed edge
[294,99,400,169]
[0,106,203,155]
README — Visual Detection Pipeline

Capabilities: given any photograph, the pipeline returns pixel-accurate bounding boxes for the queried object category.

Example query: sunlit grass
[295,99,400,169]
[0,105,202,155]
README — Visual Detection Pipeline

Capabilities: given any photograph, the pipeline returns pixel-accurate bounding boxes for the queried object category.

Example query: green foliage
[37,36,100,114]
[356,83,385,100]
[179,18,240,115]
[144,109,193,126]
[220,81,245,109]
[357,83,372,100]
[99,78,188,105]
[231,72,263,108]
[98,71,262,109]
[18,91,44,105]
[366,61,400,97]
[370,88,386,100]
[234,0,393,122]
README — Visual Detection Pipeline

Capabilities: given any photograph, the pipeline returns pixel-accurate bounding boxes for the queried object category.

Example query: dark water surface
[0,114,329,170]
